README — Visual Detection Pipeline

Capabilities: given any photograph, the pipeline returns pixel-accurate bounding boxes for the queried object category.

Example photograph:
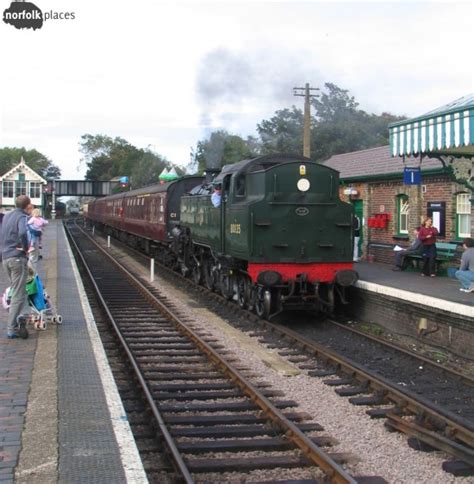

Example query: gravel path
[114,246,472,484]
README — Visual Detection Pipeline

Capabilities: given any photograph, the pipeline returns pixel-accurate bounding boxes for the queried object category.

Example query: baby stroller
[2,270,63,330]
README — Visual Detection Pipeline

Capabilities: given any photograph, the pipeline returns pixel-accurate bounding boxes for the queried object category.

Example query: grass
[358,323,384,336]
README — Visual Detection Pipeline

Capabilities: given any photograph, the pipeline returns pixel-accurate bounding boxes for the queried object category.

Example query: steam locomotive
[85,154,358,317]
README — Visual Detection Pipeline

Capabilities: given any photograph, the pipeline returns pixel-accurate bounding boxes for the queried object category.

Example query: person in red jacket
[418,217,439,277]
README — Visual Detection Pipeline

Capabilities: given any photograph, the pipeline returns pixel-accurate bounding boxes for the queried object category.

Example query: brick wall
[340,175,467,264]
[343,287,473,360]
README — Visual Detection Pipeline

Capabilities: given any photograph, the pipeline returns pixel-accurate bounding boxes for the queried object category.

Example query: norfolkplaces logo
[3,1,76,30]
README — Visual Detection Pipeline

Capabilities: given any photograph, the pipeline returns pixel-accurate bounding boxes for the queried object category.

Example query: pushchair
[2,270,63,330]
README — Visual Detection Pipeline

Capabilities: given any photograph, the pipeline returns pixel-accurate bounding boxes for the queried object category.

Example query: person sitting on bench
[392,227,422,271]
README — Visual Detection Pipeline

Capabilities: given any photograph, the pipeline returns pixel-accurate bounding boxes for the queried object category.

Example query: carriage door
[352,199,364,258]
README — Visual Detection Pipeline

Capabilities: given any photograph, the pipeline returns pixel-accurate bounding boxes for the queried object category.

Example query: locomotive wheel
[255,287,271,319]
[192,264,202,285]
[236,275,248,309]
[219,273,233,300]
[203,261,215,291]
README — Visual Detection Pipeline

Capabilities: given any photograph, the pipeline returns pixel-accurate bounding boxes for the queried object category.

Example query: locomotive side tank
[178,154,358,317]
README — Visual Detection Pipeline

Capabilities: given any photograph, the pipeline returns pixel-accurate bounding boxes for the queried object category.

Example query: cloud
[195,46,324,131]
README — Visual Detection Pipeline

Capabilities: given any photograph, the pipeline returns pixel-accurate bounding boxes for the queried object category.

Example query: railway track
[65,221,383,483]
[82,220,474,477]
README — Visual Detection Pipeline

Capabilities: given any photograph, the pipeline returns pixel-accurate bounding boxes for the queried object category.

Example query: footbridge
[46,180,119,197]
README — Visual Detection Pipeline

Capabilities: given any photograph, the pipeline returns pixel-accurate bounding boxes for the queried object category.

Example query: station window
[2,181,14,198]
[456,193,471,239]
[16,181,27,196]
[397,195,409,235]
[29,182,41,199]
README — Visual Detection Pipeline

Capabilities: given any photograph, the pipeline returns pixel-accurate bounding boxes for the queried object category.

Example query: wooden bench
[404,242,458,274]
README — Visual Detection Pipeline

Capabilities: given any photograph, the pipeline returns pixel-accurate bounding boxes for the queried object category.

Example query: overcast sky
[0,0,472,179]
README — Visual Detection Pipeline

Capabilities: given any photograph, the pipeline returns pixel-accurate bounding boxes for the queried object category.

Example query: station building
[0,157,47,213]
[324,94,473,264]
[324,145,471,263]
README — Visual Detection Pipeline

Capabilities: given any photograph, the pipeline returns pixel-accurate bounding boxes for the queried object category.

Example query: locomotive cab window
[235,175,246,197]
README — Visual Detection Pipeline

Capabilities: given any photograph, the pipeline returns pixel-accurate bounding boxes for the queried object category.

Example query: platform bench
[404,242,458,274]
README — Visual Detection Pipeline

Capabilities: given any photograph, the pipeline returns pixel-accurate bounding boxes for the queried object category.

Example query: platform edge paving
[356,280,474,318]
[58,223,147,483]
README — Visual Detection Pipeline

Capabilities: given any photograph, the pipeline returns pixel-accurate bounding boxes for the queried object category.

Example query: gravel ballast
[109,243,473,483]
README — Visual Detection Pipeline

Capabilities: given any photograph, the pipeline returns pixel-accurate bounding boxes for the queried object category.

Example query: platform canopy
[389,94,474,158]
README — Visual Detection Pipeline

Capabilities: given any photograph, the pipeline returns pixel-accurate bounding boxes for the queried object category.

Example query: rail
[65,220,360,484]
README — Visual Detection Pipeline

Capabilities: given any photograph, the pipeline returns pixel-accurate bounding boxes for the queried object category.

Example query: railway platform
[0,220,146,483]
[348,261,473,362]
[356,261,474,316]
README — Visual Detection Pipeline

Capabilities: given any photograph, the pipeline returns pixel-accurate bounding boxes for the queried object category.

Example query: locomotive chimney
[205,167,220,184]
[204,132,225,183]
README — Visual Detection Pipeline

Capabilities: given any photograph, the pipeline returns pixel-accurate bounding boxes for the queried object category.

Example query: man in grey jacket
[455,238,474,293]
[392,227,423,271]
[1,195,31,339]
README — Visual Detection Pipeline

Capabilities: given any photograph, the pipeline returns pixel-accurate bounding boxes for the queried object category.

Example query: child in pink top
[28,208,48,248]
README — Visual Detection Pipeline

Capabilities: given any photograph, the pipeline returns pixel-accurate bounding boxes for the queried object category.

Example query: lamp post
[51,180,56,220]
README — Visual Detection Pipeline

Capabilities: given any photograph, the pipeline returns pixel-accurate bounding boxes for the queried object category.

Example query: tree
[80,134,143,181]
[192,130,261,173]
[257,107,304,155]
[310,83,405,160]
[256,82,406,161]
[79,134,178,189]
[0,147,61,179]
[312,82,359,122]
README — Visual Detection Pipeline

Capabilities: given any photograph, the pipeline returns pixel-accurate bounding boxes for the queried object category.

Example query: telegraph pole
[293,83,319,158]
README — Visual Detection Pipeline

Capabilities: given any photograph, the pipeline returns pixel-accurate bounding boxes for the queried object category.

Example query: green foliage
[310,83,406,161]
[79,134,180,188]
[257,107,304,155]
[256,82,405,161]
[0,147,61,179]
[192,130,260,173]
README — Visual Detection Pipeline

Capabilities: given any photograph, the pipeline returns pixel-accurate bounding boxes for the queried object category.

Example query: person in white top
[211,185,222,208]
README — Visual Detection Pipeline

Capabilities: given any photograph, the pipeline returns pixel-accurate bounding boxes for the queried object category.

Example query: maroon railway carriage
[86,176,203,253]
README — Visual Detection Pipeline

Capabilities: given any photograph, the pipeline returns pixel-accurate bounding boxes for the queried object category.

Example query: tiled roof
[322,145,444,180]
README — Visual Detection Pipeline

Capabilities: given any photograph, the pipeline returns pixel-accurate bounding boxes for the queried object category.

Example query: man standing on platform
[455,238,474,293]
[353,214,361,262]
[1,195,31,339]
